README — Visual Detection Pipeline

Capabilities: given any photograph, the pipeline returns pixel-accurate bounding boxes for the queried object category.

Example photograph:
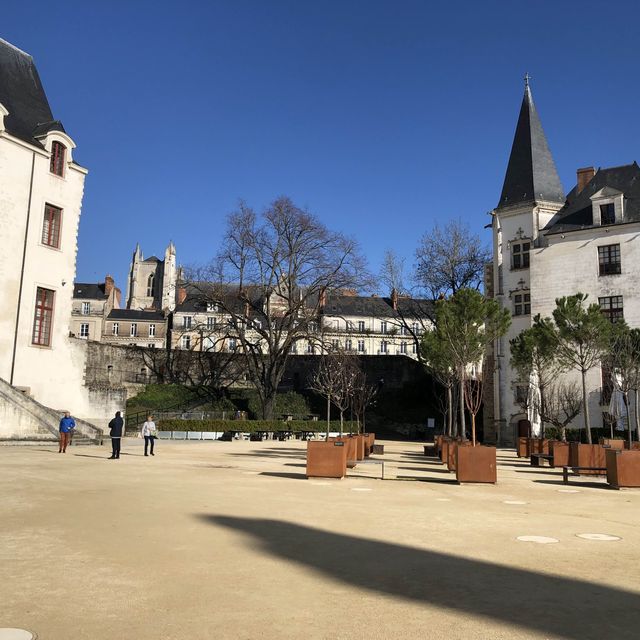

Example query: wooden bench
[531,453,553,467]
[562,465,607,483]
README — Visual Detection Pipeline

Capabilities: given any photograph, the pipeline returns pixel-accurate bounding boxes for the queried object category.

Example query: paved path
[1,439,639,639]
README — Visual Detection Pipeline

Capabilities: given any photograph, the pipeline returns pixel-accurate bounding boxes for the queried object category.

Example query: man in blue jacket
[59,412,76,453]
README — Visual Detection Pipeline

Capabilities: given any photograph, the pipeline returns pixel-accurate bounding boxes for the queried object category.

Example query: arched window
[50,141,66,176]
[146,273,154,297]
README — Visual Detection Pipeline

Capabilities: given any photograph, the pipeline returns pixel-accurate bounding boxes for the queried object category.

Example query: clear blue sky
[4,1,640,293]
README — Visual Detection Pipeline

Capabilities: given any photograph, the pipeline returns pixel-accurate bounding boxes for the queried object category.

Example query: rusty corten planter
[517,437,528,458]
[447,441,472,471]
[439,438,451,463]
[354,434,365,460]
[456,445,497,484]
[600,438,625,450]
[335,437,358,467]
[550,441,569,468]
[362,433,375,457]
[606,449,640,488]
[435,435,444,457]
[569,443,606,475]
[306,441,347,478]
[528,438,551,456]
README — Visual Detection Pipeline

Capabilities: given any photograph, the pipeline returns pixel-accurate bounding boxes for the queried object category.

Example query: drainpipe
[10,151,36,385]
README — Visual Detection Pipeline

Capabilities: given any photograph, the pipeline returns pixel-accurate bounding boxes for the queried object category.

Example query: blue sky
[4,1,640,293]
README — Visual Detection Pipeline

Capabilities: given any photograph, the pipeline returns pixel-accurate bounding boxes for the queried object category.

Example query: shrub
[245,390,311,419]
[156,419,357,433]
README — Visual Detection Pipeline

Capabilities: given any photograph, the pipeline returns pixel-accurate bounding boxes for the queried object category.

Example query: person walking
[108,411,124,459]
[141,415,157,456]
[58,411,76,453]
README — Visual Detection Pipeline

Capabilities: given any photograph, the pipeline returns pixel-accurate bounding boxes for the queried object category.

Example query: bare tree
[537,381,583,442]
[350,368,378,434]
[464,371,484,446]
[190,197,368,419]
[414,219,491,302]
[308,353,343,437]
[379,249,407,295]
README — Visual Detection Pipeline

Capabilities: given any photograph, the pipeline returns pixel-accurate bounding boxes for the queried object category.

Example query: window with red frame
[32,287,55,346]
[42,204,62,248]
[50,141,66,176]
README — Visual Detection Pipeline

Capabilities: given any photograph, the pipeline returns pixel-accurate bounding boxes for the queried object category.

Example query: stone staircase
[0,377,103,445]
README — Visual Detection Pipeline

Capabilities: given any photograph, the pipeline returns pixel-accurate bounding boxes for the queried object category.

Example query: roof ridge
[0,37,31,58]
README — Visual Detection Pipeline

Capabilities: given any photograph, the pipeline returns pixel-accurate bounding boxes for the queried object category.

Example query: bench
[423,444,436,457]
[530,453,553,467]
[372,444,384,455]
[562,465,607,483]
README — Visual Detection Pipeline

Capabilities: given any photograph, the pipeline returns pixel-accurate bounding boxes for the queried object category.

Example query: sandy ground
[1,438,639,640]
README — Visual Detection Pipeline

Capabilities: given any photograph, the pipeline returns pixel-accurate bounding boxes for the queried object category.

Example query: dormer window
[50,141,66,176]
[600,203,615,226]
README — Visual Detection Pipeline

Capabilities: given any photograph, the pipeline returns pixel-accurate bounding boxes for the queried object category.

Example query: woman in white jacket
[141,415,157,456]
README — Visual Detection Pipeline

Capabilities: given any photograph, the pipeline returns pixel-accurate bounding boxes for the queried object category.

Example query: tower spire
[497,79,564,209]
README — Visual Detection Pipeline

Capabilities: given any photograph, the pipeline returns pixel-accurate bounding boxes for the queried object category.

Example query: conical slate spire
[497,80,564,209]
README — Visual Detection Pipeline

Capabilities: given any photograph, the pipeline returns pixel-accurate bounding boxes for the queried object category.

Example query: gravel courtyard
[1,439,639,640]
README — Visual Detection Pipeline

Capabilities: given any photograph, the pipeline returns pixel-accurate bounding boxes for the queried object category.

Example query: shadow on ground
[197,515,640,640]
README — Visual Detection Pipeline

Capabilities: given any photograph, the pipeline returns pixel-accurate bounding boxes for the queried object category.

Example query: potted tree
[429,289,510,483]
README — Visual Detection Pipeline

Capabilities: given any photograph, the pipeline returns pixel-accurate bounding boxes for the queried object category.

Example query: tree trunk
[459,374,466,441]
[471,413,476,446]
[447,384,453,437]
[262,392,276,420]
[624,391,631,448]
[339,409,344,436]
[635,388,640,442]
[581,369,592,444]
[326,394,330,437]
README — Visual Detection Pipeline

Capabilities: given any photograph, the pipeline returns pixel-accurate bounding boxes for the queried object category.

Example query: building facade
[70,276,121,341]
[486,80,640,445]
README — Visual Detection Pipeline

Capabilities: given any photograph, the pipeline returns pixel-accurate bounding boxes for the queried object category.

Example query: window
[512,242,530,269]
[183,316,192,329]
[228,338,237,351]
[309,321,318,333]
[80,323,89,339]
[400,341,407,354]
[206,302,218,312]
[380,340,388,354]
[148,344,156,349]
[307,342,315,354]
[207,316,216,329]
[399,325,407,336]
[32,287,55,346]
[358,339,365,353]
[42,204,62,248]
[181,335,191,349]
[146,274,154,297]
[149,324,156,337]
[50,141,66,176]
[513,292,531,316]
[81,301,90,315]
[358,320,365,332]
[130,323,138,337]
[598,244,621,276]
[412,342,417,354]
[345,339,352,351]
[600,203,615,226]
[599,296,624,323]
[380,321,388,334]
[331,339,339,350]
[291,341,298,354]
[346,321,354,332]
[412,322,419,335]
[514,385,528,406]
[254,319,262,330]
[112,323,119,336]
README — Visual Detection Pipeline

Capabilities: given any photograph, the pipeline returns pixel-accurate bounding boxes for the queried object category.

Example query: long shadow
[259,471,307,480]
[73,453,109,460]
[395,475,458,484]
[533,479,612,491]
[398,466,453,474]
[199,515,640,639]
[284,463,307,468]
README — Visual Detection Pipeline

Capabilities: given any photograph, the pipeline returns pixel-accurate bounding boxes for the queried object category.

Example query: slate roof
[0,38,60,147]
[498,84,564,209]
[73,283,108,300]
[322,294,433,319]
[108,309,165,321]
[544,163,640,234]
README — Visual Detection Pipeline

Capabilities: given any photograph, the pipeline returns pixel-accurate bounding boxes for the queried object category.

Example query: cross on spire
[524,72,531,88]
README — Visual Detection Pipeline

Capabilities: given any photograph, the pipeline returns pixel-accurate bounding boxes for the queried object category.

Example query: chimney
[391,288,398,311]
[104,275,114,296]
[319,288,326,309]
[576,167,595,194]
[177,287,187,305]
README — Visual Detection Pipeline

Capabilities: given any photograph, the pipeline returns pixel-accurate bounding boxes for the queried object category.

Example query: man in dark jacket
[108,411,124,459]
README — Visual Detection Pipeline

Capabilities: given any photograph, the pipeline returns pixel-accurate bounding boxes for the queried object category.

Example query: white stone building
[486,79,640,445]
[0,38,123,437]
[70,276,121,341]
